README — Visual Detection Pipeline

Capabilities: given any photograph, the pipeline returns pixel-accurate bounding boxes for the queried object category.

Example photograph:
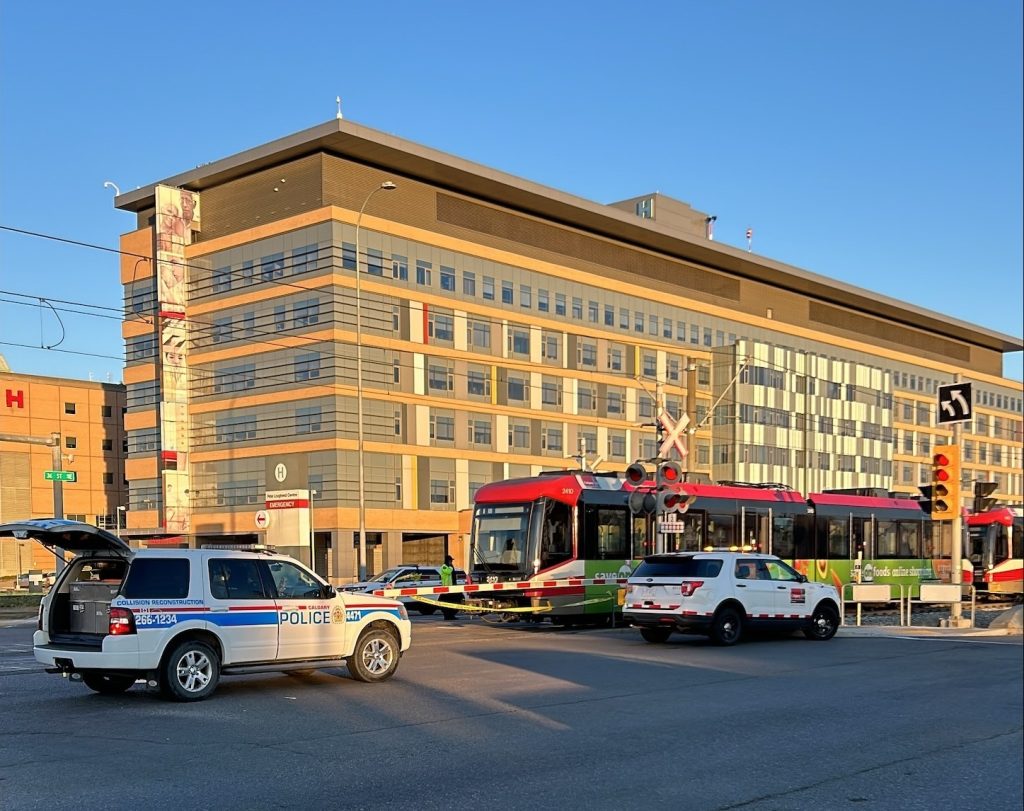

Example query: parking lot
[1,611,1021,811]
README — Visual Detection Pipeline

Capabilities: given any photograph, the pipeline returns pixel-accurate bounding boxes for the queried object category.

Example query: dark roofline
[115,119,1023,355]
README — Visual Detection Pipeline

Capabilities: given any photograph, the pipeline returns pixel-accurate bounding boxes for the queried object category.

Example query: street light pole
[355,180,397,581]
[116,505,126,538]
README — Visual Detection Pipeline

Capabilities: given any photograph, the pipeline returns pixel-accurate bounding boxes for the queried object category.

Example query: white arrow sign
[937,382,972,425]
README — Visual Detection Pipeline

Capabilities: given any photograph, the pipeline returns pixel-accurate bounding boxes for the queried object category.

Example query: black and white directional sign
[937,382,973,425]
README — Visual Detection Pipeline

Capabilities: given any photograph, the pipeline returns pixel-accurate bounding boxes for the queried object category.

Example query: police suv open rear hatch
[0,518,133,560]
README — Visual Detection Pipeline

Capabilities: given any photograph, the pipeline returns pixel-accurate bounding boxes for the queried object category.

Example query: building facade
[113,120,1024,582]
[0,359,127,577]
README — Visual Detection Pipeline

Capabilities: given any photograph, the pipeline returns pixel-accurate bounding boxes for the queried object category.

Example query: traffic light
[656,488,683,513]
[624,463,649,487]
[628,488,657,515]
[930,445,960,521]
[916,484,934,515]
[657,461,682,488]
[973,481,998,514]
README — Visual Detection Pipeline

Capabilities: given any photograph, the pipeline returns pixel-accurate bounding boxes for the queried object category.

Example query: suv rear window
[121,558,190,599]
[633,557,723,578]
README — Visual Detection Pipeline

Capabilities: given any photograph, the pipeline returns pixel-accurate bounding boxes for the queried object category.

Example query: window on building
[463,271,476,296]
[429,313,455,342]
[294,353,321,381]
[65,402,76,415]
[292,245,319,275]
[542,335,559,361]
[537,289,549,312]
[469,419,492,445]
[65,436,77,449]
[103,472,114,485]
[579,341,597,368]
[440,266,456,291]
[296,407,322,434]
[572,297,583,319]
[293,299,320,328]
[102,439,113,451]
[260,252,285,282]
[430,414,455,442]
[366,248,384,277]
[509,328,530,356]
[578,385,596,412]
[508,375,529,402]
[212,317,233,344]
[415,260,432,286]
[101,405,112,418]
[555,293,566,316]
[483,276,495,300]
[541,381,562,406]
[509,422,531,449]
[501,281,514,304]
[392,254,408,281]
[467,369,491,398]
[274,305,286,331]
[542,426,563,452]
[428,364,454,392]
[468,320,491,350]
[212,266,232,294]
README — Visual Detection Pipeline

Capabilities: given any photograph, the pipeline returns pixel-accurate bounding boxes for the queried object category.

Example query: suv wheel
[640,627,672,644]
[803,604,839,641]
[82,673,136,694]
[417,604,437,616]
[161,640,220,701]
[709,606,743,646]
[347,627,400,682]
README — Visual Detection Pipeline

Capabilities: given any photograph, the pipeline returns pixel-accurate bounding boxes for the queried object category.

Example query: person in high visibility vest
[439,555,461,620]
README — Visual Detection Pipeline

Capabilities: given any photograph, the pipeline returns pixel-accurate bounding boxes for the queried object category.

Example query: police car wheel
[162,640,220,701]
[640,627,672,644]
[82,672,136,694]
[347,628,400,682]
[803,604,839,641]
[709,606,743,646]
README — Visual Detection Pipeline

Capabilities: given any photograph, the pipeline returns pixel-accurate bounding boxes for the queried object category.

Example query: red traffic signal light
[657,490,683,513]
[930,445,960,521]
[657,461,682,487]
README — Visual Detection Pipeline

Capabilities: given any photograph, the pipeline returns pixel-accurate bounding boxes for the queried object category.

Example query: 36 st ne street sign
[43,470,77,482]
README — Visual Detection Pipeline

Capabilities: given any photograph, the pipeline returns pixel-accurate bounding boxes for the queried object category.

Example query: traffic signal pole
[949,418,965,626]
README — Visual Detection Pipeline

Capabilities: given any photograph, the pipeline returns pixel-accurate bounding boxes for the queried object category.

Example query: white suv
[1,519,412,701]
[624,551,840,645]
[341,565,468,614]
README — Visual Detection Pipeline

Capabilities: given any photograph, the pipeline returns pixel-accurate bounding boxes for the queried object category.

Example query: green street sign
[43,470,77,482]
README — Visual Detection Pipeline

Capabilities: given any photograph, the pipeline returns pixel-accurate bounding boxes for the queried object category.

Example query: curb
[838,625,1019,638]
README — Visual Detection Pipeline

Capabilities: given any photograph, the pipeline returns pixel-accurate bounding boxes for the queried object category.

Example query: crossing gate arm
[841,583,907,627]
[373,577,629,599]
[906,583,976,627]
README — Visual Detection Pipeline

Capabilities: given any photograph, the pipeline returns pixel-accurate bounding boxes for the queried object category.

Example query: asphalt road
[1,614,1021,811]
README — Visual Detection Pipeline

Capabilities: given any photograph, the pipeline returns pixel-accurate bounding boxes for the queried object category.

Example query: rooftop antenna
[336,96,343,120]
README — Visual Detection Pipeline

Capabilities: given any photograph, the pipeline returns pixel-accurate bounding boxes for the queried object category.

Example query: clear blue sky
[1,1,1021,383]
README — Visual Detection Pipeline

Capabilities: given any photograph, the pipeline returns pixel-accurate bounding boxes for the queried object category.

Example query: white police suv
[624,551,841,646]
[0,519,412,701]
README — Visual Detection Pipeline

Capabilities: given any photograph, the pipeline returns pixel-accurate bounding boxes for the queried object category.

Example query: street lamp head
[380,181,397,191]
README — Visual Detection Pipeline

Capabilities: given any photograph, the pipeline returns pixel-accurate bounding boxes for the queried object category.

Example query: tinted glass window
[208,558,270,600]
[633,557,723,578]
[121,558,190,599]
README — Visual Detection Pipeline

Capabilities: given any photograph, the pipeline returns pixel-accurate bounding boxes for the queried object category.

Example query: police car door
[206,556,279,663]
[763,558,812,619]
[733,558,776,620]
[266,559,340,660]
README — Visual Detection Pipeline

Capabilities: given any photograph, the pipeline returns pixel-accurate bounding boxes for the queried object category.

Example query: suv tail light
[680,580,704,597]
[108,607,137,636]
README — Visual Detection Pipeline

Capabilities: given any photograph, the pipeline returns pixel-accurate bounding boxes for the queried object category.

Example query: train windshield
[472,503,534,573]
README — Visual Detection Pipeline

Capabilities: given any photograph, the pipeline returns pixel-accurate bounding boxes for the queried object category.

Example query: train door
[851,515,874,582]
[741,507,772,552]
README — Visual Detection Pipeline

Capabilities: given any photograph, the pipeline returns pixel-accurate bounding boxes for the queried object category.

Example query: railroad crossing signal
[937,382,972,425]
[43,470,76,482]
[929,445,960,520]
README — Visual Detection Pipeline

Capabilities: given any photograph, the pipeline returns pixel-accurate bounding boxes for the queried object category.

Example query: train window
[772,513,796,559]
[707,514,735,548]
[540,499,572,569]
[631,515,652,558]
[897,523,921,558]
[877,521,898,558]
[583,506,630,560]
[827,519,850,559]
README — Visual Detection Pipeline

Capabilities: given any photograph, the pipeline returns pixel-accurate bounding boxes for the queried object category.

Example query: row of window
[61,402,118,418]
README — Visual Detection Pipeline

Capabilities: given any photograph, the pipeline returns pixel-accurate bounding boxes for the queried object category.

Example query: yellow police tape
[410,594,614,614]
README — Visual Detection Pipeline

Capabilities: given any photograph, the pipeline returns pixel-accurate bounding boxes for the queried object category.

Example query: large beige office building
[0,358,127,577]
[112,119,1023,581]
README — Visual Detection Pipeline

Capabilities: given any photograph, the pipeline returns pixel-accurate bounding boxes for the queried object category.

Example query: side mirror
[322,584,336,598]
[797,573,807,583]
